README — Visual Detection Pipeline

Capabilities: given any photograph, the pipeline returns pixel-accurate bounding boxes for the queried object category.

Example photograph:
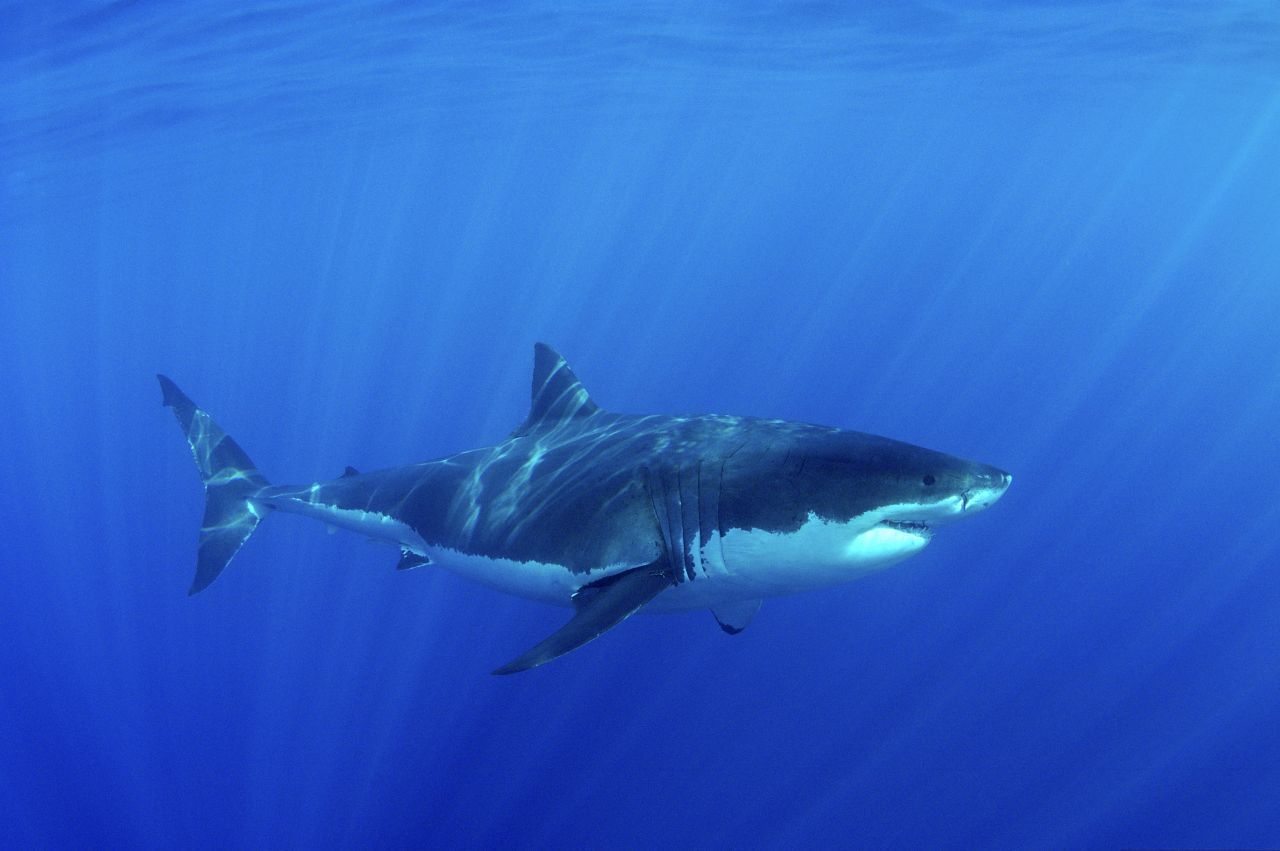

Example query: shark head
[714,426,1011,592]
[855,448,1013,535]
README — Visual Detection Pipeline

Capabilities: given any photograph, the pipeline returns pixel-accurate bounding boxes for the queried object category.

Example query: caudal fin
[158,375,272,594]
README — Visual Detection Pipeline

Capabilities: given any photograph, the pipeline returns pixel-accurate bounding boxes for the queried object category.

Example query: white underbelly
[427,511,928,612]
[426,547,776,612]
[286,496,929,612]
[714,511,930,596]
[427,547,627,606]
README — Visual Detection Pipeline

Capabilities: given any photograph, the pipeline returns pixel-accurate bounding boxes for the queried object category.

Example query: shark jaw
[717,507,936,596]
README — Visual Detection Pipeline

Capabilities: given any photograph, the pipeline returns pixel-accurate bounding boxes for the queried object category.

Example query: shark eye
[922,474,936,486]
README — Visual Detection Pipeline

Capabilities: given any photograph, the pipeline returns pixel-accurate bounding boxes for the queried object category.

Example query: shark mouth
[880,519,933,540]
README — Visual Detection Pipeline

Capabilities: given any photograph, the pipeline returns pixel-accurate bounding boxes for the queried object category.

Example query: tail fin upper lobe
[158,375,271,594]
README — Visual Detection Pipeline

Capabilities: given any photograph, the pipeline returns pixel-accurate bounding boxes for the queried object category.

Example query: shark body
[161,344,1010,673]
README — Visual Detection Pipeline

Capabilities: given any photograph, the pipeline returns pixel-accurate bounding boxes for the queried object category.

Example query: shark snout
[962,466,1012,513]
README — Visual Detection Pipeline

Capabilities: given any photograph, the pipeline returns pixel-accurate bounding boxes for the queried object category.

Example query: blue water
[3,3,1279,847]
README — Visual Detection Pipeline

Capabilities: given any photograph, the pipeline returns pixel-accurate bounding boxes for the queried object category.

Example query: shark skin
[160,343,1011,674]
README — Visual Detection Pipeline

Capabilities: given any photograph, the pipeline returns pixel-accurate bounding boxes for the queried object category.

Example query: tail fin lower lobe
[158,375,271,594]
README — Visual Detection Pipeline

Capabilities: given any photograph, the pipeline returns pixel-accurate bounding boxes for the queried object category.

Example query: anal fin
[712,599,761,635]
[492,562,672,675]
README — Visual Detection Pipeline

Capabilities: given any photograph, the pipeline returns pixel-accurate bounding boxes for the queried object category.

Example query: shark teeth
[880,519,932,537]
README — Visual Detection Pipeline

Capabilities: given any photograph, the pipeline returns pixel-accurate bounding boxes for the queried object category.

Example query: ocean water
[3,2,1280,847]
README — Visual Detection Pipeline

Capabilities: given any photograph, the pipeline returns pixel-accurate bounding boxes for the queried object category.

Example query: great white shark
[160,344,1010,674]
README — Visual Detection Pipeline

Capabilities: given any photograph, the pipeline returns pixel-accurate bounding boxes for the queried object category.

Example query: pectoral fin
[396,550,431,571]
[492,562,672,675]
[712,599,761,634]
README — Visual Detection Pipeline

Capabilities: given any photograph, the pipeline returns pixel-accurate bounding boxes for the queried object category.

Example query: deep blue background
[3,3,1279,847]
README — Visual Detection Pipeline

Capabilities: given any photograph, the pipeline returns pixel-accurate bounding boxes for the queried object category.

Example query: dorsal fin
[341,466,360,478]
[519,343,600,433]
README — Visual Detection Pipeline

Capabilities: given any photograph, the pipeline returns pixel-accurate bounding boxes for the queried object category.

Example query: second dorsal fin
[517,343,600,434]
